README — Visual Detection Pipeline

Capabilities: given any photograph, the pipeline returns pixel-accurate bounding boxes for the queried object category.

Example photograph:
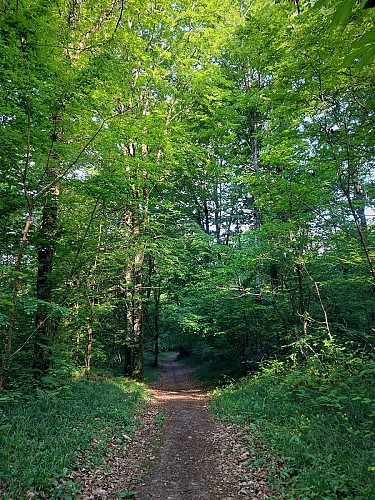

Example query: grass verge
[210,353,375,499]
[0,377,147,498]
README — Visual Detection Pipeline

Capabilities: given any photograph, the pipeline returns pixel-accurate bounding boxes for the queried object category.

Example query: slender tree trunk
[289,225,309,338]
[295,261,309,338]
[132,248,144,378]
[345,191,375,283]
[270,263,279,295]
[34,184,59,377]
[123,209,145,379]
[152,285,161,368]
[85,308,94,376]
[295,263,304,317]
[84,222,102,377]
[325,122,375,283]
[124,265,134,376]
[213,179,222,243]
[203,199,210,234]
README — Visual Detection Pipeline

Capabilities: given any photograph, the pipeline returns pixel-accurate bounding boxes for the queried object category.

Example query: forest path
[136,354,272,499]
[74,354,275,499]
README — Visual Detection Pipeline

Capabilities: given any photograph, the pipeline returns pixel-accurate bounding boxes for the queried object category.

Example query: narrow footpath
[137,354,273,499]
[75,354,276,499]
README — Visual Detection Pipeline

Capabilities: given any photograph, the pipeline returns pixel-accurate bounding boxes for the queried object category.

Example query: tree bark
[85,310,94,376]
[131,248,144,378]
[33,185,59,377]
[152,285,161,368]
[123,207,144,379]
[325,120,375,283]
[84,222,102,377]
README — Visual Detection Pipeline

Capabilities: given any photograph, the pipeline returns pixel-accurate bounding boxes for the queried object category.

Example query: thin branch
[9,295,70,359]
[69,199,100,278]
[114,0,124,33]
[34,116,115,200]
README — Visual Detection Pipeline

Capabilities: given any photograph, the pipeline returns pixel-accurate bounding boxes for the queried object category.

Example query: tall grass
[211,351,375,499]
[0,377,146,497]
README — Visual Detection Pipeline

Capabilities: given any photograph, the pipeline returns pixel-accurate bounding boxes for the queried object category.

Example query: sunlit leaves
[312,0,375,70]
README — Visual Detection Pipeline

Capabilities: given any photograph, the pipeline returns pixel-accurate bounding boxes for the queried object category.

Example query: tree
[0,0,373,392]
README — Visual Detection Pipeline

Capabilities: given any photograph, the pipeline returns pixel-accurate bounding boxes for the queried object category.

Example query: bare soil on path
[75,354,277,499]
[137,354,274,500]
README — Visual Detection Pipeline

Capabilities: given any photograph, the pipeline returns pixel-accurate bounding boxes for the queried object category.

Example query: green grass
[0,377,147,498]
[211,354,375,499]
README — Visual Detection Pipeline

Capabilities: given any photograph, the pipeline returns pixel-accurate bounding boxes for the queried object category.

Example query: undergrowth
[0,377,147,498]
[143,350,172,384]
[211,347,375,499]
[181,353,244,388]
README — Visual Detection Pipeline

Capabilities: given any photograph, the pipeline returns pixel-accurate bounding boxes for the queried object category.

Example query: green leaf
[343,45,368,67]
[353,46,375,70]
[311,0,329,11]
[331,0,357,27]
[352,29,375,48]
[117,490,139,498]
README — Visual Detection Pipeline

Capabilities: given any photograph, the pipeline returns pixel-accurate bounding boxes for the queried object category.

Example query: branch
[114,0,124,33]
[69,199,100,278]
[34,116,115,200]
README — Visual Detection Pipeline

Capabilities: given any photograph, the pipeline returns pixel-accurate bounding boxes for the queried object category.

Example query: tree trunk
[124,265,134,376]
[203,199,210,234]
[132,248,144,378]
[152,285,161,368]
[84,222,102,377]
[123,211,144,380]
[34,185,59,377]
[84,308,94,377]
[325,123,375,283]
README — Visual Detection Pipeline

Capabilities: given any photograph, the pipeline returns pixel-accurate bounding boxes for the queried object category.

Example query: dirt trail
[74,355,275,499]
[137,354,272,499]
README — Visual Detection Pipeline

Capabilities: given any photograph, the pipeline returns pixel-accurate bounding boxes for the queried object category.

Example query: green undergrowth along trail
[143,350,174,384]
[178,351,245,389]
[211,350,375,499]
[0,378,147,498]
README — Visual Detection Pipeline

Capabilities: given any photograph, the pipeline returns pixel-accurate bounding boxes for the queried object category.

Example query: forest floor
[75,354,277,499]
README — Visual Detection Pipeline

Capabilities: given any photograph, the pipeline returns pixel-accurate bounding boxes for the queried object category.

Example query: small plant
[117,489,139,498]
[211,351,375,499]
[0,377,147,497]
[154,411,165,427]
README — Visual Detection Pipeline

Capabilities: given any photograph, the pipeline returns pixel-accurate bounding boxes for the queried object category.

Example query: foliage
[0,377,146,497]
[211,349,375,499]
[0,0,373,382]
[312,0,375,70]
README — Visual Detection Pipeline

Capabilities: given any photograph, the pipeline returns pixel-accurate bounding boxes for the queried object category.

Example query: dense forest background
[0,1,374,498]
[0,0,374,387]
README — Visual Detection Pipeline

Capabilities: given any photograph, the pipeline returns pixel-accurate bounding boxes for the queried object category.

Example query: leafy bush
[211,350,375,499]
